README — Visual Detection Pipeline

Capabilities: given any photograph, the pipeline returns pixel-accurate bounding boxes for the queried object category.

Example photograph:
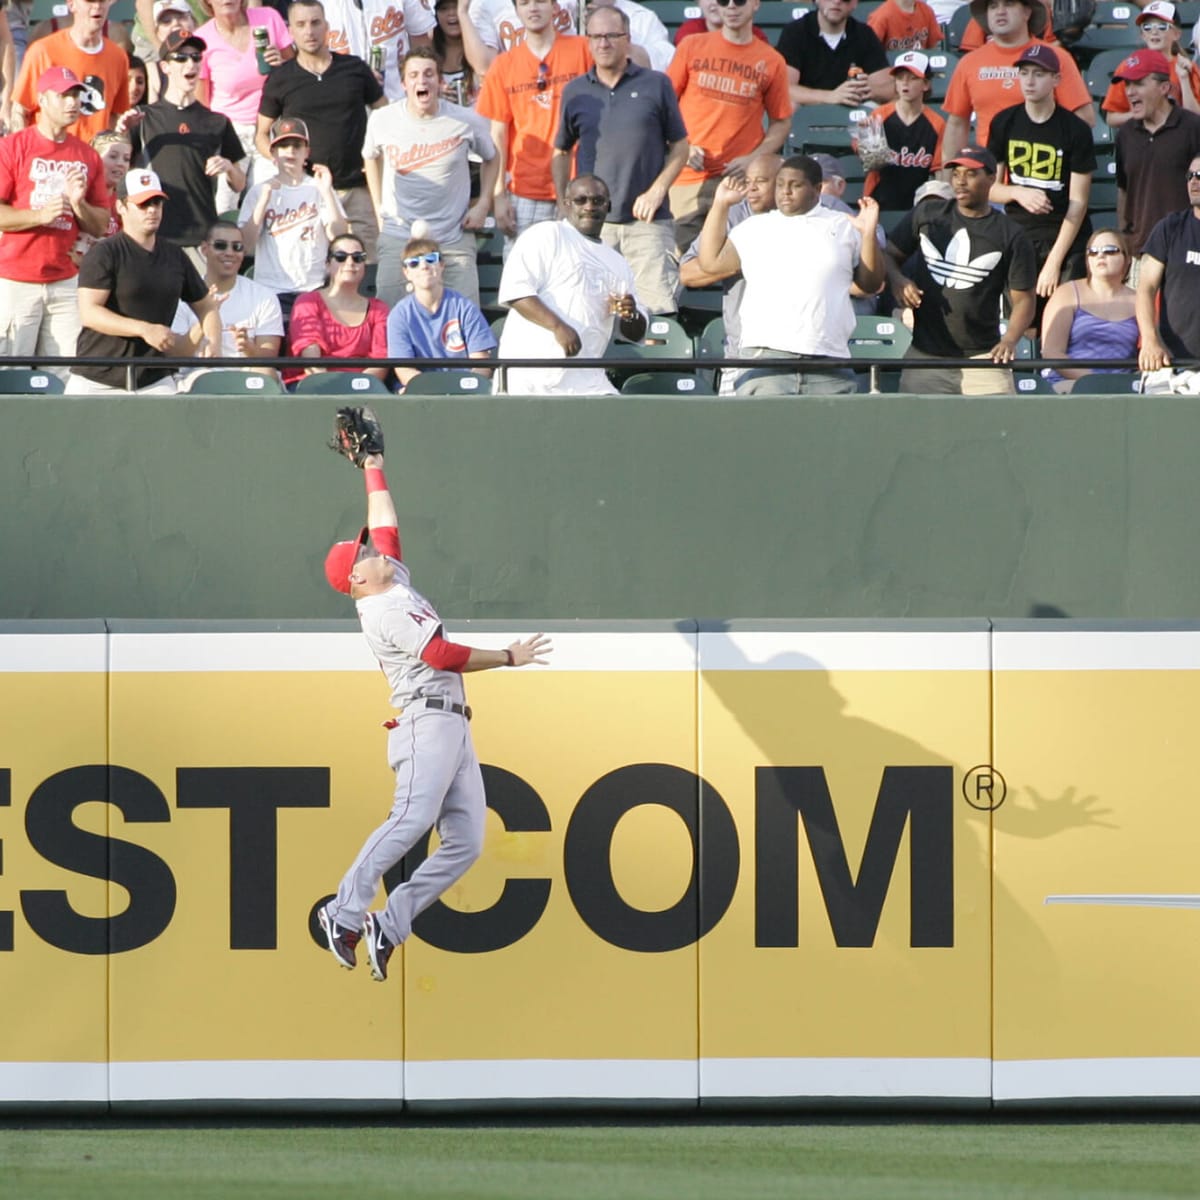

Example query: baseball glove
[328,405,385,467]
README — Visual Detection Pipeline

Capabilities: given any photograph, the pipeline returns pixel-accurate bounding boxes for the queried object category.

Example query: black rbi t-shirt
[987,103,1095,251]
[1142,209,1200,361]
[75,234,208,388]
[135,100,245,246]
[259,54,384,190]
[890,199,1038,356]
[776,13,888,91]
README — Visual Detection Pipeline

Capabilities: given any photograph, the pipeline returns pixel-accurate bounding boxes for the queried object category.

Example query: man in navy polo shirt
[552,3,687,314]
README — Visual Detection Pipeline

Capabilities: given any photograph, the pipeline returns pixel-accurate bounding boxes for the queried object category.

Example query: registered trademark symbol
[963,765,1006,811]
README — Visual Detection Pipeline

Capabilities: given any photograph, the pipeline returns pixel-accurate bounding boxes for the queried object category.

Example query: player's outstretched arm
[360,452,399,531]
[454,633,554,673]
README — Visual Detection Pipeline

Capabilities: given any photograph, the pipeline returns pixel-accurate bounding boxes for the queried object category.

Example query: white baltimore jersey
[355,557,467,710]
[469,0,578,50]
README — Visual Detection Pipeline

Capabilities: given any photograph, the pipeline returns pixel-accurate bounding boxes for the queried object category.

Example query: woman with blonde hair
[1040,229,1139,394]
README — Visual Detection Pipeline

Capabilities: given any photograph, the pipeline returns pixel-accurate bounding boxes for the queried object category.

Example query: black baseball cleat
[363,912,395,982]
[318,904,361,970]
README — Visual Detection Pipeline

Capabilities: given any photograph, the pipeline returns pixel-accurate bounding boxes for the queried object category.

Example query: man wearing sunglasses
[498,172,646,394]
[171,220,284,385]
[133,29,247,271]
[68,167,221,393]
[1102,1,1199,129]
[1137,156,1200,372]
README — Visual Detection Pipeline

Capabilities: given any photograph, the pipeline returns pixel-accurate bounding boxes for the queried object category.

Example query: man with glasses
[552,5,687,314]
[884,146,1036,396]
[666,0,791,254]
[1102,2,1199,129]
[363,46,498,308]
[476,0,591,250]
[134,29,246,271]
[1137,157,1200,372]
[171,220,284,386]
[0,67,110,379]
[1115,49,1200,258]
[68,168,221,393]
[497,172,646,394]
[776,0,891,109]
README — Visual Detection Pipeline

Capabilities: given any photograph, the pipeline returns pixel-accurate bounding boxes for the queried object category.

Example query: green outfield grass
[1,1120,1197,1200]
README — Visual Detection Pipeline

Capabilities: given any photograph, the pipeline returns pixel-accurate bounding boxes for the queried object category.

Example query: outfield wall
[1,620,1196,1112]
[4,391,1200,621]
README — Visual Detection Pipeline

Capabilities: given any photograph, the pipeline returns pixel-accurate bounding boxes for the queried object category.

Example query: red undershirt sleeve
[420,630,472,672]
[370,525,401,560]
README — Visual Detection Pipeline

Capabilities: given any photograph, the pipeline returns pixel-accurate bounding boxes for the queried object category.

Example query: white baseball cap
[118,169,167,203]
[153,0,192,21]
[890,50,931,77]
[1137,0,1180,23]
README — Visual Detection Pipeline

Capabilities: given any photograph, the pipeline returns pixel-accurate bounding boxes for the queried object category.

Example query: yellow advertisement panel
[0,629,110,1104]
[697,628,994,1100]
[992,629,1200,1102]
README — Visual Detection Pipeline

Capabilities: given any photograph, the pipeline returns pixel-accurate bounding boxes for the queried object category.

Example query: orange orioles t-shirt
[667,31,792,186]
[476,35,592,201]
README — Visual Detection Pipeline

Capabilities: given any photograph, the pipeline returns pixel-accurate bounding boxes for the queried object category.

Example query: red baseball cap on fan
[1113,50,1173,82]
[37,66,86,95]
[324,527,369,594]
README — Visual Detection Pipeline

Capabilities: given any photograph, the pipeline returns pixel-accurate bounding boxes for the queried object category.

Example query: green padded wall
[2,391,1196,619]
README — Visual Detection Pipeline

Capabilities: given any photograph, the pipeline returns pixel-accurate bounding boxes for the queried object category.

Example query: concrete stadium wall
[4,390,1200,621]
[1,621,1197,1113]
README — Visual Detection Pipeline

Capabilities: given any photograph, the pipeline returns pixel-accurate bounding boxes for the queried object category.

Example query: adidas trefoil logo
[920,228,1002,291]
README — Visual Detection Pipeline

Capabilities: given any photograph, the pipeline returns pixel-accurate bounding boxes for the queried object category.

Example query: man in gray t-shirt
[363,46,499,307]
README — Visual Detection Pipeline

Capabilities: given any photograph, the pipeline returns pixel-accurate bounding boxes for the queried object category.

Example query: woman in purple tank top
[1041,229,1139,394]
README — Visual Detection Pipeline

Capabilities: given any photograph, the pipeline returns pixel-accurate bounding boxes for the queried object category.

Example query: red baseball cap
[37,66,86,95]
[324,527,369,594]
[1114,49,1173,81]
[945,145,999,174]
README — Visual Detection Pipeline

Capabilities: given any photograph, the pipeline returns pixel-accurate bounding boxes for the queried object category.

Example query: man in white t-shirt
[497,172,647,395]
[363,47,498,307]
[238,116,349,318]
[698,154,883,395]
[172,219,285,385]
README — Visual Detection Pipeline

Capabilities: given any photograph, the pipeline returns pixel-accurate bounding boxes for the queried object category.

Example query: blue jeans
[734,346,858,396]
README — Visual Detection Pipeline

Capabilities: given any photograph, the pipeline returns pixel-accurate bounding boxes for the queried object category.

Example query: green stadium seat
[184,370,286,395]
[403,371,494,395]
[849,314,911,393]
[755,2,809,32]
[1085,47,1133,102]
[0,367,65,394]
[1070,371,1141,393]
[619,371,715,395]
[790,104,857,154]
[944,4,973,51]
[292,371,391,395]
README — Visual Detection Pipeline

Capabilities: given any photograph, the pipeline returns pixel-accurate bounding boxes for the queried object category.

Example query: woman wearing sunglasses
[285,233,391,387]
[385,238,497,390]
[1040,229,1139,393]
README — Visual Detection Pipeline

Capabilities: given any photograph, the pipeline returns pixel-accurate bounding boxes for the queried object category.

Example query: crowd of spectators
[0,0,1198,396]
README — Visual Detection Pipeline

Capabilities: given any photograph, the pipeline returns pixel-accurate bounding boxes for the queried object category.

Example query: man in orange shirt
[667,0,791,253]
[476,0,591,247]
[942,0,1093,158]
[11,0,133,143]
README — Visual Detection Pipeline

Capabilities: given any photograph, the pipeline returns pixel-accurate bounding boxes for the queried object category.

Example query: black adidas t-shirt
[890,199,1038,356]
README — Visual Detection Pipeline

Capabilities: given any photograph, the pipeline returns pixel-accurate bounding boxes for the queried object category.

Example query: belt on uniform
[382,697,472,728]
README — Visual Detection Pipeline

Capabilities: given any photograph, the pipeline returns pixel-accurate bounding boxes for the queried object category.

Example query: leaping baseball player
[318,407,552,982]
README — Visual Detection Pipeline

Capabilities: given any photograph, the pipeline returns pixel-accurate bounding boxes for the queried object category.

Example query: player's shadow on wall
[695,622,1114,999]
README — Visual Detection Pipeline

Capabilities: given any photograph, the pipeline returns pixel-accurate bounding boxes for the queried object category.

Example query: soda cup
[370,44,384,74]
[253,26,271,75]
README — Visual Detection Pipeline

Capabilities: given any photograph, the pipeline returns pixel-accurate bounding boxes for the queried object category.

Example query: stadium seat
[1014,371,1058,394]
[848,314,911,393]
[790,104,859,155]
[755,2,808,33]
[944,3,973,50]
[403,371,494,395]
[292,371,391,395]
[1070,372,1141,393]
[695,315,726,362]
[0,368,65,394]
[1072,22,1140,55]
[619,371,716,395]
[184,370,286,395]
[474,222,505,264]
[617,315,694,359]
[925,51,959,103]
[1085,47,1133,102]
[652,0,702,27]
[678,286,725,320]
